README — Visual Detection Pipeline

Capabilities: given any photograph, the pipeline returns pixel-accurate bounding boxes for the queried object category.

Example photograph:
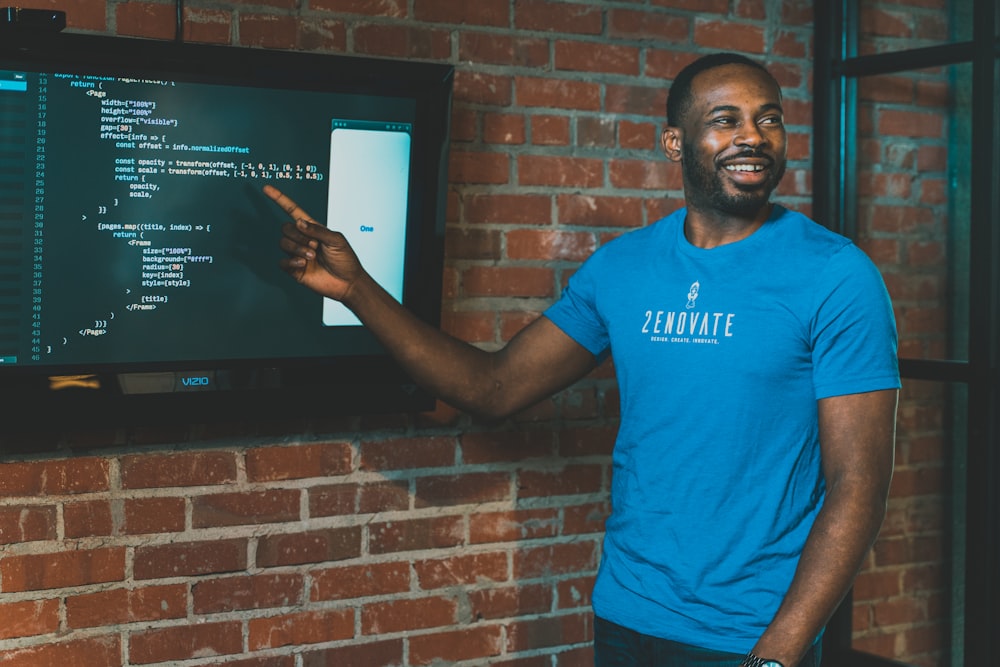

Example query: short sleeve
[811,244,900,399]
[543,259,612,360]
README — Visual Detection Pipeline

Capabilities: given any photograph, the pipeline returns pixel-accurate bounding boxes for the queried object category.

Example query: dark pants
[594,616,822,667]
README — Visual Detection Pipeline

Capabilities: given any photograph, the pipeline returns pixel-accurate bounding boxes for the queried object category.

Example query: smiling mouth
[724,163,765,173]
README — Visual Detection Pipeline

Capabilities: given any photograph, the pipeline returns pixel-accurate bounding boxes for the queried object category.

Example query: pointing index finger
[263,184,317,225]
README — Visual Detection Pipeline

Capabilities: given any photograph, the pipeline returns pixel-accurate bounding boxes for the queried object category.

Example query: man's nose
[734,122,765,146]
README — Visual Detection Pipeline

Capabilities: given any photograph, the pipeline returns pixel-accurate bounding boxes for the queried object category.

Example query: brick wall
[0,1,953,666]
[849,3,958,666]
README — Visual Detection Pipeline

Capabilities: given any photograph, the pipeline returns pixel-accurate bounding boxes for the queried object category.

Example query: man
[265,52,900,667]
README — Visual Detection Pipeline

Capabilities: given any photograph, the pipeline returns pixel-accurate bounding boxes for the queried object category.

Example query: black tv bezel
[0,30,453,435]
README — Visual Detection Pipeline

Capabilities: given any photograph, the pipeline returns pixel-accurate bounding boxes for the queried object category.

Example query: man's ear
[661,126,682,163]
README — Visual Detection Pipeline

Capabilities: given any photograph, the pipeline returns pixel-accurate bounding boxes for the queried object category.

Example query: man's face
[669,64,787,218]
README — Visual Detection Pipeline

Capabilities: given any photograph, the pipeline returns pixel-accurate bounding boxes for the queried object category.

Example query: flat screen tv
[0,29,453,434]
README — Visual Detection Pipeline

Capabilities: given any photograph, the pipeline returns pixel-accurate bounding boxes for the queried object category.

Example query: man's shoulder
[772,205,854,253]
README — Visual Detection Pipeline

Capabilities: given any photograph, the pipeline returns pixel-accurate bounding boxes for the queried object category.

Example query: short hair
[665,52,777,127]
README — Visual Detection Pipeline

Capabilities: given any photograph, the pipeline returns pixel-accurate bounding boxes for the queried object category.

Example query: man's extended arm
[749,388,899,666]
[266,184,598,419]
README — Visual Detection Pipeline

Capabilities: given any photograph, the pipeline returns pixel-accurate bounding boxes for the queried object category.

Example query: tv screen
[0,30,453,434]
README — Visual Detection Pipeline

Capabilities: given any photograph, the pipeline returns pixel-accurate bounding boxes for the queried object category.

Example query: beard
[681,141,786,218]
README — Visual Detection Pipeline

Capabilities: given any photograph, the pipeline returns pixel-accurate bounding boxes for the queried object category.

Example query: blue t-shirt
[543,205,900,653]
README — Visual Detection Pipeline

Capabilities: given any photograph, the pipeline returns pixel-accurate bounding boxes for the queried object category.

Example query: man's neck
[683,203,773,249]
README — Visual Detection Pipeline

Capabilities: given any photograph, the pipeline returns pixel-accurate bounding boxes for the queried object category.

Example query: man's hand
[265,184,365,304]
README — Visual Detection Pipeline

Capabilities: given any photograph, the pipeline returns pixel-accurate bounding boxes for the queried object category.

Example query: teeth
[726,164,763,172]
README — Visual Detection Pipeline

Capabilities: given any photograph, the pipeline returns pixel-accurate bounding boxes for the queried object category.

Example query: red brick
[361,596,458,634]
[514,541,599,578]
[454,71,513,106]
[369,515,464,554]
[353,24,451,60]
[515,77,601,111]
[359,481,412,514]
[877,109,945,139]
[115,1,175,39]
[302,638,404,667]
[360,436,457,470]
[518,155,603,188]
[415,0,508,26]
[556,194,646,228]
[556,645,597,666]
[0,598,60,640]
[773,29,809,58]
[506,611,592,651]
[446,228,503,260]
[554,41,640,76]
[609,158,673,191]
[414,551,509,588]
[462,266,554,298]
[0,548,125,592]
[192,489,300,527]
[410,625,504,664]
[469,583,552,620]
[514,0,603,35]
[415,472,512,507]
[464,193,552,225]
[558,426,616,457]
[470,509,559,544]
[459,33,549,67]
[129,621,243,663]
[237,13,298,49]
[483,112,527,145]
[507,229,597,262]
[193,573,304,613]
[121,451,237,488]
[557,575,595,610]
[257,526,362,566]
[0,505,56,544]
[577,116,615,148]
[134,539,247,579]
[693,18,767,53]
[308,482,361,517]
[124,496,186,534]
[449,150,511,185]
[518,464,603,498]
[188,657,295,667]
[311,562,411,601]
[312,0,405,16]
[66,584,186,628]
[563,501,610,535]
[64,499,113,538]
[297,17,348,52]
[0,635,120,667]
[246,441,353,481]
[0,458,109,496]
[646,49,701,81]
[249,608,354,650]
[873,594,929,627]
[532,115,572,145]
[182,8,233,45]
[461,429,557,464]
[610,10,689,41]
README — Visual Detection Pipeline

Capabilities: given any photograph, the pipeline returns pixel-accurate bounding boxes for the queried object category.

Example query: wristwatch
[741,653,785,667]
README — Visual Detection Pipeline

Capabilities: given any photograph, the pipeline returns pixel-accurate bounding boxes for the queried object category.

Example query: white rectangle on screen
[324,125,411,326]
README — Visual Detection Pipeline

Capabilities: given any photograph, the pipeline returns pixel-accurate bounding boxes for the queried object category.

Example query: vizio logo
[181,376,211,387]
